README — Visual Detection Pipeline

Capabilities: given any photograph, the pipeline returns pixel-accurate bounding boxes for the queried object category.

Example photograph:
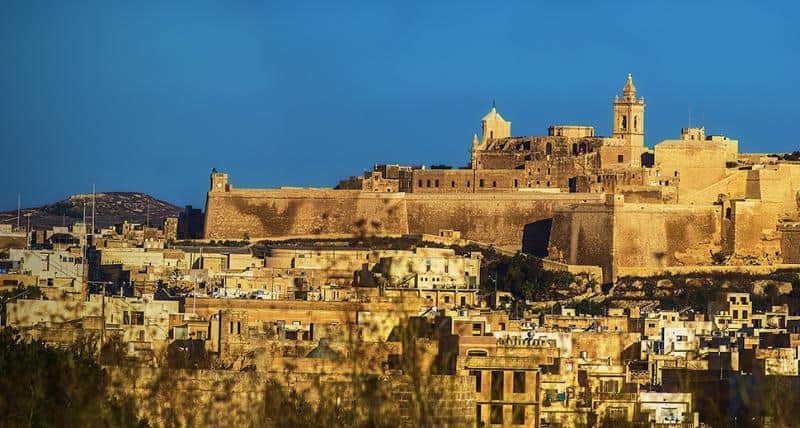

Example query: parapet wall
[204,186,604,250]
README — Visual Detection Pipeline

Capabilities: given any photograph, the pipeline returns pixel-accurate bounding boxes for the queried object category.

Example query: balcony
[591,392,637,402]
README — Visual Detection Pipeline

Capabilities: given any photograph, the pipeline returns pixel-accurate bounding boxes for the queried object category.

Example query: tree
[0,328,147,427]
[485,252,575,301]
[160,268,192,296]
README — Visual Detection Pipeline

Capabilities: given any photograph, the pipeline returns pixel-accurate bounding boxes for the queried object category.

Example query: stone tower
[210,170,229,192]
[613,74,645,148]
[480,102,511,144]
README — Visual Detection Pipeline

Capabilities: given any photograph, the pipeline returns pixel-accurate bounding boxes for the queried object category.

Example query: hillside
[0,192,182,231]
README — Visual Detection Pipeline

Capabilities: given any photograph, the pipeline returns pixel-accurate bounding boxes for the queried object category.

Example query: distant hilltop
[0,192,182,230]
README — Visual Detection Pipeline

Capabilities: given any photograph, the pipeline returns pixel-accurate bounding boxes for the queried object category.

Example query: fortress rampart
[203,177,604,250]
[548,195,722,282]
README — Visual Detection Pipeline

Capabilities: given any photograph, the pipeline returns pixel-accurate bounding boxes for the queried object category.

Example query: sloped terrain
[0,192,182,230]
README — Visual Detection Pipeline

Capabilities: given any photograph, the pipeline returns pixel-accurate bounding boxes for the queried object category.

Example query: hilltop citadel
[204,74,800,282]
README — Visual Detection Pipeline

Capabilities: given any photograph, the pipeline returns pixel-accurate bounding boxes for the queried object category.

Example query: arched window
[490,130,494,140]
[572,143,578,156]
[492,181,497,188]
[434,179,439,187]
[467,181,471,187]
[451,181,456,187]
[514,179,518,187]
[545,142,552,156]
[621,115,627,130]
[426,179,431,187]
[634,115,638,130]
[579,142,587,153]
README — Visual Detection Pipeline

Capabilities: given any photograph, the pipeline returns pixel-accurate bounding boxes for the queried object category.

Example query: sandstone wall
[548,199,721,282]
[204,187,604,251]
[779,225,800,264]
[547,203,615,281]
[682,169,748,205]
[405,193,604,250]
[655,140,727,199]
[204,189,409,240]
[615,263,800,279]
[613,203,721,272]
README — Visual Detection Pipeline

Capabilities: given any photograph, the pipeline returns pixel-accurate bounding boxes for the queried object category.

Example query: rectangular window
[132,311,145,325]
[512,405,525,425]
[733,310,738,319]
[743,310,748,319]
[490,405,503,424]
[479,179,485,188]
[472,323,482,336]
[491,371,504,400]
[470,370,482,392]
[513,371,526,393]
[476,404,482,426]
[601,380,619,393]
[617,154,624,163]
[608,407,627,421]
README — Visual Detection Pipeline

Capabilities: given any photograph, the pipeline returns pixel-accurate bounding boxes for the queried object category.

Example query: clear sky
[1,0,798,210]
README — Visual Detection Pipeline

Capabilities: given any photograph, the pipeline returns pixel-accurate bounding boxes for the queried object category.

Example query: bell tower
[613,73,645,148]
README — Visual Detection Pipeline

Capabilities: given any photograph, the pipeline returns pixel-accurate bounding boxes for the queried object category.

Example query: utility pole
[194,247,202,314]
[91,184,96,236]
[25,214,31,249]
[101,281,105,347]
[82,203,87,299]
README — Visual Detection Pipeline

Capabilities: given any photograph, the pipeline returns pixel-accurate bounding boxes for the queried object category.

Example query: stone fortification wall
[205,186,604,250]
[613,202,721,272]
[204,188,409,240]
[404,193,604,250]
[548,197,721,282]
[547,203,615,281]
[615,263,800,279]
[779,222,800,264]
[682,169,748,205]
[654,140,727,199]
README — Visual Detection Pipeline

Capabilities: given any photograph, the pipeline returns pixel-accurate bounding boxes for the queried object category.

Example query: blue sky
[1,0,798,210]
